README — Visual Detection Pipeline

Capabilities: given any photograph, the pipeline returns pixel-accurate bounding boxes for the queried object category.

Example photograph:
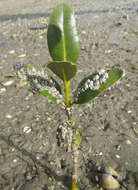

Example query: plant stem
[64,80,71,107]
[66,108,79,190]
[72,135,79,185]
[64,79,80,189]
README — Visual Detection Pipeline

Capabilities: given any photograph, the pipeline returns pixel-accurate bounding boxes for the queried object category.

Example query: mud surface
[0,0,138,190]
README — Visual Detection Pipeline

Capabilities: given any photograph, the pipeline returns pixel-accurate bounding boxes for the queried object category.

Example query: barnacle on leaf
[75,69,109,99]
[14,63,63,103]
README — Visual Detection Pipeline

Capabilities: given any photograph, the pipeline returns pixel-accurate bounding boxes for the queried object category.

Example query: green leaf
[74,69,124,104]
[47,61,77,81]
[14,63,63,102]
[49,76,62,94]
[39,76,62,102]
[39,90,58,102]
[14,63,46,81]
[47,3,80,63]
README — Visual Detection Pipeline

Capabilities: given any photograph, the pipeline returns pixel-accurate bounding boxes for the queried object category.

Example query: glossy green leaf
[47,3,80,63]
[47,61,77,81]
[74,69,124,104]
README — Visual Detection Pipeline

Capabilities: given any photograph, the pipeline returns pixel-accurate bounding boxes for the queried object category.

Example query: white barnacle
[31,67,37,74]
[93,80,100,89]
[101,72,109,83]
[16,66,27,81]
[87,79,91,84]
[93,76,97,81]
[99,77,106,84]
[104,72,109,79]
[67,127,73,152]
[98,69,105,75]
[95,80,100,86]
[81,88,85,92]
[76,90,80,96]
[63,122,68,127]
[93,74,100,81]
[84,83,89,90]
[89,81,94,89]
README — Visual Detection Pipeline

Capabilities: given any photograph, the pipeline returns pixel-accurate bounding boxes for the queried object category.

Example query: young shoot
[14,3,124,190]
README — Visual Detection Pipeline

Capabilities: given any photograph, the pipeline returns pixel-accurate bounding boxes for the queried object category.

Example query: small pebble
[105,49,112,54]
[26,105,30,109]
[116,145,121,151]
[25,96,29,101]
[95,152,103,156]
[26,174,33,180]
[3,80,14,86]
[11,148,15,152]
[99,152,103,156]
[18,54,26,58]
[127,110,132,114]
[36,156,40,160]
[0,88,6,93]
[47,117,52,121]
[22,126,31,134]
[13,159,17,163]
[9,50,15,54]
[126,140,132,145]
[6,114,12,119]
[95,175,99,182]
[82,30,86,34]
[115,154,120,159]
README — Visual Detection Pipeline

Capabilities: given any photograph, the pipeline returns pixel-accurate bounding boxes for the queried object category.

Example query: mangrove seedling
[14,3,124,190]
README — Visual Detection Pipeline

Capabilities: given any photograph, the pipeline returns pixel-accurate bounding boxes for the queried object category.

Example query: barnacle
[56,122,73,152]
[75,69,109,100]
[14,63,63,103]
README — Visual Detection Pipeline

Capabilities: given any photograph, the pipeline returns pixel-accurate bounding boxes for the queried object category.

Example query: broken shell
[104,166,120,178]
[101,174,120,189]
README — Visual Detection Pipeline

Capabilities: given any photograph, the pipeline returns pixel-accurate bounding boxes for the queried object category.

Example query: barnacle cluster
[14,63,47,83]
[14,63,63,102]
[75,69,109,99]
[56,122,73,152]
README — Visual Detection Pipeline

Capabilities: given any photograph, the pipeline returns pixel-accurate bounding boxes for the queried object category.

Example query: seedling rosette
[14,3,124,190]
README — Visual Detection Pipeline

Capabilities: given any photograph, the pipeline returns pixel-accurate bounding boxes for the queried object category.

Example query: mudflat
[0,0,138,189]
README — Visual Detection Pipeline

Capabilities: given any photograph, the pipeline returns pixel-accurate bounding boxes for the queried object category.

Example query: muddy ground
[0,0,138,190]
